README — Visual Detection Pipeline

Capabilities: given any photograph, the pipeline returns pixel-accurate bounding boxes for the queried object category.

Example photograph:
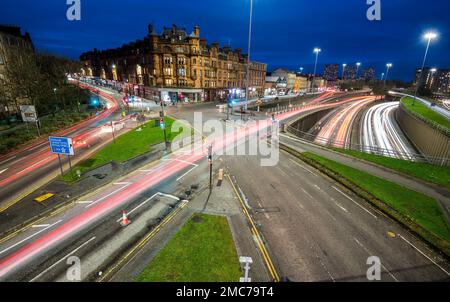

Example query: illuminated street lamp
[244,0,253,110]
[380,72,385,81]
[311,48,321,92]
[342,63,347,80]
[413,31,438,105]
[384,63,393,88]
[299,67,304,74]
[356,62,362,79]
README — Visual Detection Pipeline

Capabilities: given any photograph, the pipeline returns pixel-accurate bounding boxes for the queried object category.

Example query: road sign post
[49,136,75,176]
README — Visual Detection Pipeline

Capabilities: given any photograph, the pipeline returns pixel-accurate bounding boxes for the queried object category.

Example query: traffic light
[159,117,165,129]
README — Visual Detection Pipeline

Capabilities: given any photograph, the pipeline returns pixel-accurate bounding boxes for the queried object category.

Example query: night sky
[1,0,449,81]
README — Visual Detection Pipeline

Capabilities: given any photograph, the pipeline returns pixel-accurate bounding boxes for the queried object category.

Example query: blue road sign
[49,136,74,156]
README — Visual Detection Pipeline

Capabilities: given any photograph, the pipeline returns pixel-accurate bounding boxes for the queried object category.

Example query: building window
[177,68,186,77]
[165,79,173,85]
[164,67,173,76]
[193,58,197,65]
[164,56,173,65]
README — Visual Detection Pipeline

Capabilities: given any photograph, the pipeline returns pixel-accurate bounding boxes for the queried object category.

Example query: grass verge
[63,117,187,182]
[331,148,450,190]
[280,144,450,256]
[136,213,242,282]
[402,97,450,131]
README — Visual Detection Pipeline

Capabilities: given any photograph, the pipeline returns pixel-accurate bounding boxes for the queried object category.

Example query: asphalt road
[224,148,450,281]
[0,84,124,212]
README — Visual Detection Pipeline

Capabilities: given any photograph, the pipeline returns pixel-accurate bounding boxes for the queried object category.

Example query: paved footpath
[280,133,450,219]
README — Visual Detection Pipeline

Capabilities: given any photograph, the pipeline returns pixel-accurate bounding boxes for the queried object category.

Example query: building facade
[323,64,339,83]
[414,67,450,94]
[271,68,296,92]
[80,24,267,102]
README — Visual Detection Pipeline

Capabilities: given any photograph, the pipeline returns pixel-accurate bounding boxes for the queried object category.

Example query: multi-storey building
[362,67,376,82]
[293,75,310,93]
[271,68,296,92]
[343,64,357,81]
[323,64,339,83]
[80,24,266,102]
[0,25,34,116]
[414,67,450,94]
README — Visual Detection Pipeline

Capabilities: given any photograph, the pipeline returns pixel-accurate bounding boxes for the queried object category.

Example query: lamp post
[342,63,347,80]
[311,48,321,93]
[244,0,253,110]
[413,31,438,106]
[429,68,437,90]
[299,67,304,74]
[380,72,385,81]
[356,62,361,80]
[384,63,392,88]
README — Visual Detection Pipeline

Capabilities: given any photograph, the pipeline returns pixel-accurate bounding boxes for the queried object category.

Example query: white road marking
[301,188,314,200]
[31,224,50,228]
[75,201,93,204]
[354,237,399,282]
[158,193,180,201]
[332,186,377,219]
[289,159,317,176]
[116,193,159,222]
[29,236,96,282]
[173,158,198,166]
[0,220,62,255]
[0,168,7,175]
[85,184,131,208]
[176,166,198,181]
[113,182,132,185]
[398,234,450,277]
[334,202,349,213]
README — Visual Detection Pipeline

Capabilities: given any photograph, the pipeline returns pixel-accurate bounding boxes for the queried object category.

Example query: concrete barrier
[396,103,450,166]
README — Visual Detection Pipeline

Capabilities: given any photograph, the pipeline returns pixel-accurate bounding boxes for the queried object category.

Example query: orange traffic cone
[120,210,130,226]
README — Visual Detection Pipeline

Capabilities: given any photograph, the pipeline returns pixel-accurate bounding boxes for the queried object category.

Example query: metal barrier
[285,125,450,166]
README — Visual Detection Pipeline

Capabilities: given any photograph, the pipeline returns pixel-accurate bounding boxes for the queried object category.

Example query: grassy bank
[63,117,185,182]
[136,213,241,282]
[402,97,450,131]
[301,152,450,245]
[0,111,93,154]
[332,148,450,190]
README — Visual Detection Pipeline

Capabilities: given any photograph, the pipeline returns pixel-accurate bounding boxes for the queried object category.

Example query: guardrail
[285,125,450,166]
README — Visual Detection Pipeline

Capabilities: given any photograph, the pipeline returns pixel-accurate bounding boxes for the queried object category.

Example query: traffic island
[135,213,242,282]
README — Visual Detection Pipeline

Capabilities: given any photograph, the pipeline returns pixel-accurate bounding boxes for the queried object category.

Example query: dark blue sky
[1,0,449,81]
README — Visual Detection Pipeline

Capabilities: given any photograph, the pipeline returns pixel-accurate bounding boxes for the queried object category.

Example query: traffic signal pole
[208,144,213,191]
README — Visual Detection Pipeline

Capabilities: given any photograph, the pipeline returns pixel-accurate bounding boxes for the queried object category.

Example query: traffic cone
[120,210,130,226]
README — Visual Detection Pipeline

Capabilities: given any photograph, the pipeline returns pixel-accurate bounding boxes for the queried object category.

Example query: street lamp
[342,63,347,80]
[380,72,385,81]
[244,0,253,110]
[356,62,362,80]
[413,31,438,105]
[384,63,393,88]
[311,48,321,92]
[299,67,304,74]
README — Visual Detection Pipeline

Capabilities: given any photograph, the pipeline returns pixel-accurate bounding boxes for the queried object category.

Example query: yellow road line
[98,200,189,282]
[226,174,280,282]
